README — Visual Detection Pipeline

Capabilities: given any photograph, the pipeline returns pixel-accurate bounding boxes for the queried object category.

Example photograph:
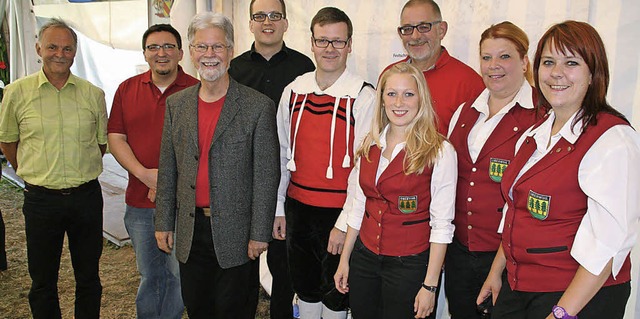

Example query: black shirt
[229,42,315,104]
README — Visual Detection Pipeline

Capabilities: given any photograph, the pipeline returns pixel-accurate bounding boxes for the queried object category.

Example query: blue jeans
[124,205,183,319]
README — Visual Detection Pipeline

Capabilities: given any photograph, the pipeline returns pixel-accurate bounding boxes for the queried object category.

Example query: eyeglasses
[145,43,177,52]
[397,21,441,36]
[312,37,350,49]
[190,43,230,53]
[251,11,284,22]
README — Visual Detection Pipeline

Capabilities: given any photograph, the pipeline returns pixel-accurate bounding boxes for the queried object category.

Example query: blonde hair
[358,62,444,174]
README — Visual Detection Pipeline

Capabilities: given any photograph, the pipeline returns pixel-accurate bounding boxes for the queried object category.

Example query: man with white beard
[154,12,280,319]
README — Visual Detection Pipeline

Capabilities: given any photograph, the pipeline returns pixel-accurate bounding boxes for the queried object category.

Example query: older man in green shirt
[0,18,107,319]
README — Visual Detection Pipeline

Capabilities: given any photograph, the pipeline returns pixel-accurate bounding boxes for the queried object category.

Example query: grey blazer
[155,78,280,269]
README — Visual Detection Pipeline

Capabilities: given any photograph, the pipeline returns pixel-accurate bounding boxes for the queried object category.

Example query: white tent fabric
[3,0,39,82]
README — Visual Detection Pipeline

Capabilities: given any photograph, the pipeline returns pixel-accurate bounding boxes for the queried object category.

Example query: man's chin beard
[155,69,172,76]
[198,65,228,82]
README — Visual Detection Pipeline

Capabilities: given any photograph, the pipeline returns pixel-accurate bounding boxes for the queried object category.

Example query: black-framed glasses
[312,37,350,49]
[397,21,441,36]
[145,43,177,52]
[251,11,284,22]
[189,43,230,53]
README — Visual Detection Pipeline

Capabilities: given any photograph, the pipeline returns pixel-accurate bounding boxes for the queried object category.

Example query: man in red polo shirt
[385,0,484,134]
[107,24,198,318]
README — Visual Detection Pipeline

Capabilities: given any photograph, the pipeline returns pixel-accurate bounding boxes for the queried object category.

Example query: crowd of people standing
[0,0,639,319]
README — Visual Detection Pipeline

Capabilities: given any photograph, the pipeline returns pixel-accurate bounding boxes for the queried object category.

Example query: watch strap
[421,283,437,293]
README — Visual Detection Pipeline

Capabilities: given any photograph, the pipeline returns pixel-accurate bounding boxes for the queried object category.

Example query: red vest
[500,113,631,292]
[287,92,356,208]
[359,146,433,256]
[448,92,539,251]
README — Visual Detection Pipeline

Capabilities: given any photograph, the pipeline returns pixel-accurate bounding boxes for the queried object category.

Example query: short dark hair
[250,0,287,18]
[39,18,77,46]
[142,24,183,50]
[310,7,353,39]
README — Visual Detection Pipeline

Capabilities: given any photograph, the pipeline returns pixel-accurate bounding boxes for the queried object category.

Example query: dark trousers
[349,237,439,319]
[444,238,496,319]
[285,197,348,311]
[180,211,256,319]
[23,180,103,319]
[0,208,7,270]
[493,272,630,319]
[267,238,294,319]
[246,238,293,319]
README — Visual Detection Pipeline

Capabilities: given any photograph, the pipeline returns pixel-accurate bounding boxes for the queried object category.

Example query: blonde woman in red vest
[477,21,640,319]
[333,62,457,319]
[445,21,541,319]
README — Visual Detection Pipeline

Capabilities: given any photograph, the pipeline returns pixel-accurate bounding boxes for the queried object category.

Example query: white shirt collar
[290,68,365,97]
[527,109,584,147]
[471,81,534,116]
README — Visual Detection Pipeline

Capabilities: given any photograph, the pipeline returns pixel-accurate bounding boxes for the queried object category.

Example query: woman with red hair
[478,20,640,319]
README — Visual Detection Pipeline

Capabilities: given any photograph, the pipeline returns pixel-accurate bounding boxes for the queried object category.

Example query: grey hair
[38,18,78,46]
[187,12,234,48]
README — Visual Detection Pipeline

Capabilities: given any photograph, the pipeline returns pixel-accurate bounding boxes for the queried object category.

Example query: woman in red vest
[477,21,640,319]
[445,21,541,319]
[333,62,457,319]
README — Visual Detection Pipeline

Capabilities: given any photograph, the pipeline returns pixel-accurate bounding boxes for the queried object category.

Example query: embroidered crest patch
[398,195,418,214]
[489,158,510,182]
[527,190,551,220]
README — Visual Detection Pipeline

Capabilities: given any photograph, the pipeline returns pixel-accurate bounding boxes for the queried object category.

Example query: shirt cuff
[275,201,285,217]
[571,228,624,278]
[334,212,348,232]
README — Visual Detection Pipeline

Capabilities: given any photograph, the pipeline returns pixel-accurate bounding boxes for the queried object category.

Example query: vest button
[376,235,380,239]
[467,211,472,216]
[467,197,472,202]
[513,126,519,132]
[472,167,477,172]
[470,181,475,186]
[378,223,381,227]
[378,210,382,215]
[467,225,473,230]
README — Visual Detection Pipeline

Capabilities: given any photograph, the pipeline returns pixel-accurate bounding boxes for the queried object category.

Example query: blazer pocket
[402,218,430,226]
[526,246,568,254]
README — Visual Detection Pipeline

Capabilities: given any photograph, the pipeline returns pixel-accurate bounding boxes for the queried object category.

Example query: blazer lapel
[211,79,241,145]
[184,84,200,152]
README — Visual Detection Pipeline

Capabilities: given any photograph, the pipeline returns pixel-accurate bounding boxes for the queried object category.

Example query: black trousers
[285,197,348,311]
[349,237,439,319]
[23,180,103,319]
[180,211,256,319]
[0,208,7,270]
[267,238,295,319]
[493,272,630,319]
[444,238,496,319]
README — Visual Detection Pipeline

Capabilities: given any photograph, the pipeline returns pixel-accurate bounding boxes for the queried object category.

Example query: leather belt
[196,207,211,217]
[24,179,98,196]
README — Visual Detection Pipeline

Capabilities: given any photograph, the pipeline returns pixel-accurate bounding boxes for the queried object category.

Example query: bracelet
[421,283,437,293]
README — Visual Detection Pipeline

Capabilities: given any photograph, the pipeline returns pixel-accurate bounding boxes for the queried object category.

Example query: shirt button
[470,181,475,186]
[467,197,472,202]
[472,167,477,172]
[467,211,472,216]
[467,225,473,230]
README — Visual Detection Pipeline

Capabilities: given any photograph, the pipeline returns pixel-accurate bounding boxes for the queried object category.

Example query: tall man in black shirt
[229,1,314,318]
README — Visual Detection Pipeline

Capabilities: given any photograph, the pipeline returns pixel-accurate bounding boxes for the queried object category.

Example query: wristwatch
[421,283,437,293]
[552,305,577,319]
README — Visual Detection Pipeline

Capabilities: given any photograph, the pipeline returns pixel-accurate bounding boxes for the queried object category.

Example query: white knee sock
[321,304,347,319]
[298,299,323,319]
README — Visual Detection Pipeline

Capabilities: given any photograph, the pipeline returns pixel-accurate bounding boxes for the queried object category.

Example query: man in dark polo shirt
[229,1,314,318]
